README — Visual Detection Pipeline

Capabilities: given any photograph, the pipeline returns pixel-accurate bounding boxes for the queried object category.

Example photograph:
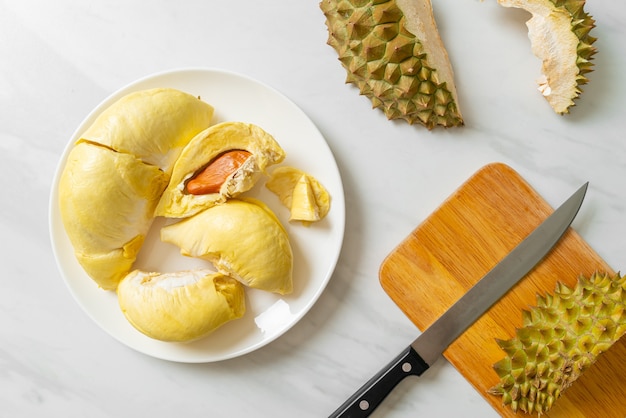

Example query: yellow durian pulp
[290,175,321,222]
[155,121,286,219]
[117,269,245,342]
[58,88,214,289]
[160,198,293,295]
[59,143,169,290]
[79,88,214,172]
[266,166,330,225]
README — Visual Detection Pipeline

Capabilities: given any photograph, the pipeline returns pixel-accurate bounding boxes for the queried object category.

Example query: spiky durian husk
[497,0,597,114]
[320,0,463,129]
[488,272,626,415]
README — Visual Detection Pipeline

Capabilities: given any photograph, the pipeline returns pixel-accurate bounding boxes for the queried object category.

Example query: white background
[1,1,625,417]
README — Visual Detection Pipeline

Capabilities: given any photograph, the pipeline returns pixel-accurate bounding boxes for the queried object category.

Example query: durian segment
[117,269,245,342]
[160,198,293,295]
[488,272,626,415]
[59,142,169,290]
[291,176,321,222]
[155,122,286,219]
[497,0,597,114]
[266,166,331,225]
[79,88,214,172]
[320,0,463,129]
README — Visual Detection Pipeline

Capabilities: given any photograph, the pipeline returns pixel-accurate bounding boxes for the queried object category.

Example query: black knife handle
[329,346,430,418]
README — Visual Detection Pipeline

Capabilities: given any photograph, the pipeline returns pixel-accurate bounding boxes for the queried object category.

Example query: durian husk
[320,0,463,129]
[497,0,597,114]
[488,272,626,415]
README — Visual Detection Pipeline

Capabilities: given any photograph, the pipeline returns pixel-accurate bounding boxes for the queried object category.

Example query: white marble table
[2,1,625,417]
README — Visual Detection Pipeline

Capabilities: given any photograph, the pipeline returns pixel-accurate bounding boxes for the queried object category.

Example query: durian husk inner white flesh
[498,0,581,114]
[397,0,460,111]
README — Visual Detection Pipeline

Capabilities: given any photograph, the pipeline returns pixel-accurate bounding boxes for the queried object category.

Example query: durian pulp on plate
[497,0,597,114]
[79,88,214,172]
[155,121,286,219]
[265,166,331,225]
[117,269,245,342]
[320,0,463,129]
[58,88,214,290]
[160,198,293,295]
[59,143,169,290]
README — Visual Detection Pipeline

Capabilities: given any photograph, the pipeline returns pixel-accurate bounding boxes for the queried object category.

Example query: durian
[155,121,286,219]
[160,198,294,295]
[266,166,331,225]
[58,88,214,289]
[497,0,597,114]
[320,0,463,129]
[488,272,626,415]
[117,269,245,342]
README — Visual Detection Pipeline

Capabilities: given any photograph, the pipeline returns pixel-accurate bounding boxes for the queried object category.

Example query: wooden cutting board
[379,163,626,417]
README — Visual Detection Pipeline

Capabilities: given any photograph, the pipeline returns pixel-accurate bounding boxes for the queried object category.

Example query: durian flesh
[59,88,213,289]
[117,269,245,342]
[59,143,168,290]
[160,198,294,295]
[320,0,463,129]
[155,121,286,219]
[266,166,331,225]
[497,0,597,114]
[489,272,626,415]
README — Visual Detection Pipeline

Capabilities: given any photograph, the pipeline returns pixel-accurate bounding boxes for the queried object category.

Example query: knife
[329,182,588,418]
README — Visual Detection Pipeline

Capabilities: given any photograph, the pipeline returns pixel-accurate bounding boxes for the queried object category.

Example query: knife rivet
[359,400,369,410]
[402,362,412,373]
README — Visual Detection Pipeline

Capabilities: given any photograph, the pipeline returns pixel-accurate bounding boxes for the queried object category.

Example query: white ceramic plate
[49,68,345,363]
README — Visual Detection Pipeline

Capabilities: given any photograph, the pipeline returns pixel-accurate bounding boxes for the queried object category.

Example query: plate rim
[48,67,345,363]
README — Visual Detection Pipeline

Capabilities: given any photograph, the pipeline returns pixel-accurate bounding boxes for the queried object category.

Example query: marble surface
[2,1,625,417]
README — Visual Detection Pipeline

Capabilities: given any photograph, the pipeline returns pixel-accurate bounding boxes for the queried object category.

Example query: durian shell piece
[497,0,597,114]
[117,269,245,342]
[488,272,626,415]
[160,198,293,295]
[155,121,286,219]
[320,0,463,129]
[266,166,331,225]
[59,142,169,290]
[79,88,214,172]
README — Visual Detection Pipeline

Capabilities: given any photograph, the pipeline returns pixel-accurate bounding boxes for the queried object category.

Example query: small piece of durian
[266,166,331,225]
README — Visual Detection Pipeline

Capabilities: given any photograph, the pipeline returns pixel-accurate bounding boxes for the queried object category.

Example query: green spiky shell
[320,0,463,129]
[560,0,597,82]
[488,272,626,415]
[498,0,597,114]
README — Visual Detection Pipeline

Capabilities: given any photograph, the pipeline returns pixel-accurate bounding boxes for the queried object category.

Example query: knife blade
[329,182,588,418]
